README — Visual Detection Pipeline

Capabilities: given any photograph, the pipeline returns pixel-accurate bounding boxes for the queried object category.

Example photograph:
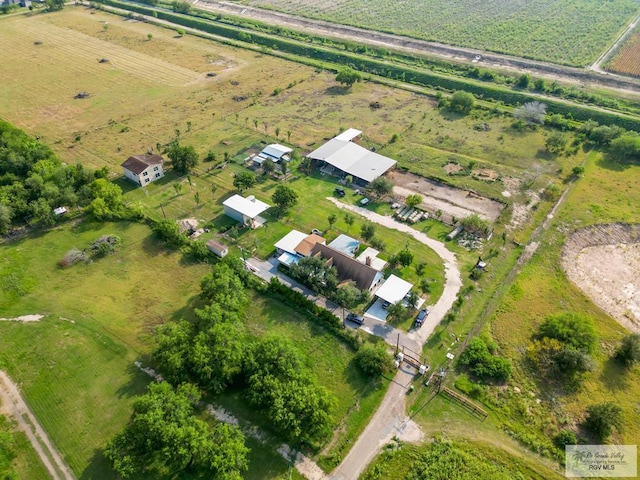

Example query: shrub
[614,333,640,367]
[59,249,87,268]
[460,214,491,237]
[355,343,393,377]
[584,402,623,442]
[459,337,511,382]
[554,430,577,449]
[537,312,597,353]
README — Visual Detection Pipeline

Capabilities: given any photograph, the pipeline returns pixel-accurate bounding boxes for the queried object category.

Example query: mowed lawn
[0,221,211,476]
[491,153,640,445]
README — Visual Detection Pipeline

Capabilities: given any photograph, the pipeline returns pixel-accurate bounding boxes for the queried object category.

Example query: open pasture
[491,153,640,448]
[237,0,640,66]
[606,28,640,77]
[0,7,572,210]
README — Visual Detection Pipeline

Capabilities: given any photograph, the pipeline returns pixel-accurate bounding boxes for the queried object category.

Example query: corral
[235,0,640,66]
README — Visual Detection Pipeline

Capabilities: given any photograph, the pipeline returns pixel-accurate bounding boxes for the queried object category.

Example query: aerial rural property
[0,0,638,478]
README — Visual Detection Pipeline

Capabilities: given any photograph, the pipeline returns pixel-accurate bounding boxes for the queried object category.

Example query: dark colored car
[346,313,365,325]
[334,187,346,197]
[381,300,391,309]
[415,309,429,327]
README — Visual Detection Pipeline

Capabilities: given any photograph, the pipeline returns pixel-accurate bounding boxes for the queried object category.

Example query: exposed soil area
[388,170,505,223]
[562,223,640,333]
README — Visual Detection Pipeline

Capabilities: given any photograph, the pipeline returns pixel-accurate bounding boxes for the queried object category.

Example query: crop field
[237,0,640,66]
[606,28,640,77]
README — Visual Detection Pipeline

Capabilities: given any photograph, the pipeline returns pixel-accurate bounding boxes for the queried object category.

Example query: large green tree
[245,336,334,442]
[104,382,248,479]
[335,67,362,88]
[271,184,298,215]
[232,171,256,192]
[167,143,199,174]
[369,176,394,198]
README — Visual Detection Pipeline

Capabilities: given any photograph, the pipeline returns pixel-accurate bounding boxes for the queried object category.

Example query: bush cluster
[459,337,512,382]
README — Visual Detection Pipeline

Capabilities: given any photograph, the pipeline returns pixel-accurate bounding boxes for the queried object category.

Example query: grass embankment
[361,435,561,479]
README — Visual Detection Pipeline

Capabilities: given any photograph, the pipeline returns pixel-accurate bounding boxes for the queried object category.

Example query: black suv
[346,313,365,325]
[334,187,346,197]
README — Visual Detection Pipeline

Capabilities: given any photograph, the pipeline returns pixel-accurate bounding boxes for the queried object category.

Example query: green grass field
[489,153,640,447]
[0,414,50,479]
[237,0,640,66]
[0,6,629,478]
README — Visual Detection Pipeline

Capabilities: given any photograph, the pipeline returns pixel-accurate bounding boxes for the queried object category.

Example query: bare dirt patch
[443,162,463,174]
[471,168,498,181]
[0,314,44,322]
[562,223,640,333]
[388,170,505,223]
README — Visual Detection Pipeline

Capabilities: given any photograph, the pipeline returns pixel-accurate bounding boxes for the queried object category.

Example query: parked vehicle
[346,313,365,325]
[334,187,346,197]
[382,300,391,309]
[415,308,429,327]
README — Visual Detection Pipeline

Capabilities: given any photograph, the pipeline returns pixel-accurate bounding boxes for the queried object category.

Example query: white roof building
[254,144,292,165]
[375,274,413,304]
[274,230,308,255]
[334,128,362,141]
[307,131,396,184]
[356,247,387,271]
[222,194,271,228]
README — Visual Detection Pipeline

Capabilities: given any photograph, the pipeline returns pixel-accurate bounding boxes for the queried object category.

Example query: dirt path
[195,0,640,96]
[0,371,75,480]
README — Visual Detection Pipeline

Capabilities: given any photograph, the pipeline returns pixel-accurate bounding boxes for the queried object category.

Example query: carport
[365,275,414,322]
[375,275,413,305]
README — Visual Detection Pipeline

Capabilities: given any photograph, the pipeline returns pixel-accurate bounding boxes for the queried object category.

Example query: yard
[236,0,640,66]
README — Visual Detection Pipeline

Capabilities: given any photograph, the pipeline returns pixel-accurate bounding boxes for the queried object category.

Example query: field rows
[606,30,640,77]
[238,0,640,66]
[12,19,201,87]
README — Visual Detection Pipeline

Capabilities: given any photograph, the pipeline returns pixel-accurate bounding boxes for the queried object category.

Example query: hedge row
[267,277,361,350]
[100,0,640,132]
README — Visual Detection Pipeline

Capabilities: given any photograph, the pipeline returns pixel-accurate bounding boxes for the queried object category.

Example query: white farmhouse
[121,154,164,186]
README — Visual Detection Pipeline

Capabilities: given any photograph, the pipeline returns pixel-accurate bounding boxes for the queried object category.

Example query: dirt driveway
[388,170,505,223]
[0,370,75,480]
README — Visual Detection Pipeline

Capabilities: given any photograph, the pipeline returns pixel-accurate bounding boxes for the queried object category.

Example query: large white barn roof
[307,135,396,183]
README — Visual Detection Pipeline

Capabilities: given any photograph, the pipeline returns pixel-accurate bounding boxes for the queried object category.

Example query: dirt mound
[562,223,640,333]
